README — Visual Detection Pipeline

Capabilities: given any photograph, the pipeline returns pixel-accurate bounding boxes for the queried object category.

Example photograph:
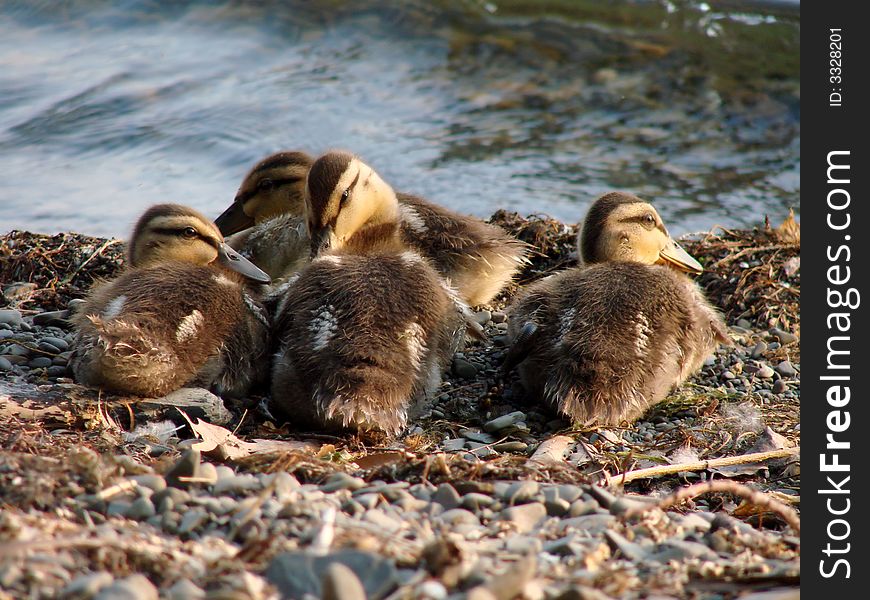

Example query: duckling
[215,151,314,284]
[505,192,730,427]
[70,204,272,398]
[215,150,528,305]
[270,151,476,435]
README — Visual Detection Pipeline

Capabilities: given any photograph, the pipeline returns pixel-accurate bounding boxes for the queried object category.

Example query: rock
[129,474,167,493]
[545,498,571,517]
[416,580,448,600]
[609,496,657,517]
[439,508,479,526]
[504,481,539,505]
[500,502,546,533]
[141,387,231,426]
[126,497,156,520]
[441,438,467,452]
[177,508,209,535]
[164,449,201,489]
[756,365,775,379]
[474,310,492,326]
[568,500,598,518]
[452,358,478,379]
[468,442,497,458]
[165,578,205,600]
[60,571,114,599]
[773,379,787,394]
[94,574,159,600]
[432,483,462,510]
[651,540,719,562]
[38,341,61,354]
[769,328,798,344]
[28,356,53,368]
[266,550,399,600]
[33,310,72,327]
[460,429,496,444]
[0,310,23,327]
[0,356,12,372]
[493,441,528,453]
[750,341,767,358]
[774,360,797,377]
[213,473,261,495]
[106,500,133,517]
[461,493,495,512]
[557,514,616,535]
[197,462,218,485]
[604,530,649,562]
[322,472,366,493]
[584,486,617,509]
[322,562,367,600]
[490,311,507,324]
[484,411,526,433]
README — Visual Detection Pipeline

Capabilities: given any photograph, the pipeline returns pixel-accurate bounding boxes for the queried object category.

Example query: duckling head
[304,151,399,257]
[579,192,703,274]
[215,151,313,236]
[129,204,271,283]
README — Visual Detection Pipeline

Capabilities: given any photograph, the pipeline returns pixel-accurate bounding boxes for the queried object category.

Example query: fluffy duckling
[215,150,527,305]
[71,204,272,398]
[215,151,314,284]
[270,151,476,435]
[505,192,730,427]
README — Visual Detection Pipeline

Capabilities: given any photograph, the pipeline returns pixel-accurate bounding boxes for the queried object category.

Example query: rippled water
[0,0,799,238]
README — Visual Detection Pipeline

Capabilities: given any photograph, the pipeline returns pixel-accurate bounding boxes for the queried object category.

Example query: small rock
[95,574,159,600]
[493,441,528,453]
[28,356,53,368]
[177,508,209,535]
[770,328,798,344]
[651,540,718,562]
[38,341,61,354]
[504,481,539,505]
[47,365,68,377]
[165,578,205,600]
[322,472,367,493]
[474,310,492,326]
[416,580,448,600]
[452,358,478,379]
[584,486,617,509]
[432,483,461,510]
[750,341,767,358]
[775,361,797,377]
[213,473,261,495]
[197,462,218,485]
[129,475,167,493]
[604,530,649,562]
[126,497,156,520]
[33,310,71,327]
[545,498,571,517]
[144,387,231,425]
[60,571,114,599]
[773,379,787,394]
[322,563,367,600]
[460,429,496,444]
[500,502,547,533]
[756,365,775,379]
[490,311,507,323]
[439,508,479,526]
[484,411,526,433]
[461,493,495,512]
[164,449,201,489]
[557,514,616,534]
[441,438,467,452]
[0,310,23,327]
[0,357,12,372]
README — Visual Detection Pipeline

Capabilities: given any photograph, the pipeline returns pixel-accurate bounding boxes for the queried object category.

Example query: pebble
[490,311,507,323]
[178,508,209,535]
[461,493,495,511]
[773,379,787,394]
[439,508,479,526]
[165,578,205,600]
[94,574,158,600]
[756,365,775,379]
[750,341,767,358]
[474,310,492,326]
[461,430,496,444]
[60,571,114,599]
[0,309,22,327]
[493,441,528,453]
[129,474,167,493]
[483,411,526,433]
[500,502,546,533]
[769,327,798,344]
[504,481,539,505]
[126,497,157,520]
[452,358,478,379]
[164,449,201,489]
[0,356,12,372]
[197,462,218,485]
[32,310,71,327]
[38,341,61,354]
[322,563,367,600]
[28,356,53,368]
[322,472,367,493]
[432,484,462,510]
[441,438,467,452]
[775,360,797,377]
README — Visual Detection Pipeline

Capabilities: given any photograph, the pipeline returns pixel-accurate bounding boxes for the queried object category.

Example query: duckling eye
[182,227,198,239]
[258,178,275,191]
[643,214,655,228]
[340,188,350,204]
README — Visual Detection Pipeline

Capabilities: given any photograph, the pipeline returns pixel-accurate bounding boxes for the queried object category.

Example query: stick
[620,480,801,534]
[607,447,798,487]
[61,238,122,284]
[526,435,574,466]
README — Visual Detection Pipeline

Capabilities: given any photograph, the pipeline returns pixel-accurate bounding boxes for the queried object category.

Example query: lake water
[0,0,799,238]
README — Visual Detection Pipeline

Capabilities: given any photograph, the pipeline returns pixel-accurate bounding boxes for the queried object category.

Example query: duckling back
[508,261,728,426]
[271,249,466,435]
[71,262,270,397]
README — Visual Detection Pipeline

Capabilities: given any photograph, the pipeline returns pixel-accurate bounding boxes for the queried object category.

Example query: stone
[94,574,159,600]
[500,502,547,533]
[322,562,367,600]
[484,411,526,433]
[38,341,61,354]
[604,530,649,561]
[756,365,775,379]
[504,481,539,505]
[165,578,205,600]
[460,429,496,444]
[28,356,53,368]
[0,356,12,372]
[60,571,114,599]
[432,483,461,510]
[164,449,201,489]
[441,437,467,452]
[474,310,492,325]
[322,472,366,493]
[32,310,71,327]
[452,358,478,379]
[0,310,22,327]
[493,441,528,453]
[557,514,616,534]
[126,497,156,520]
[750,341,767,358]
[775,360,797,377]
[129,475,167,493]
[439,508,479,526]
[197,462,218,485]
[266,550,399,600]
[773,379,787,394]
[769,328,798,345]
[490,311,507,323]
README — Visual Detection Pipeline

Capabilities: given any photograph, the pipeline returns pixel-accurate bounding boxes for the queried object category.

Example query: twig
[710,244,792,269]
[607,447,798,487]
[620,480,801,534]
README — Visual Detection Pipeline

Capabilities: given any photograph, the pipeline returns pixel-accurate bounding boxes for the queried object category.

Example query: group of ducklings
[70,150,730,436]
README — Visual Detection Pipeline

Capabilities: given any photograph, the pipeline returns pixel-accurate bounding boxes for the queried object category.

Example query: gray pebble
[439,508,480,526]
[770,327,798,344]
[568,500,599,517]
[493,441,528,453]
[773,379,787,394]
[474,310,492,326]
[432,483,461,510]
[47,365,68,378]
[557,514,616,534]
[775,360,797,377]
[213,473,261,495]
[164,449,201,489]
[0,309,22,327]
[483,411,525,433]
[129,475,167,493]
[198,462,218,485]
[0,356,12,372]
[460,429,496,444]
[164,578,205,600]
[6,344,30,357]
[322,562,367,600]
[152,488,191,514]
[42,335,70,351]
[28,356,53,368]
[585,486,617,509]
[721,370,735,380]
[504,481,539,505]
[322,472,366,493]
[545,498,571,517]
[38,341,61,354]
[452,358,478,379]
[461,493,495,511]
[652,540,719,562]
[106,500,132,517]
[756,365,775,379]
[126,497,157,520]
[178,508,209,535]
[490,311,507,324]
[467,442,496,458]
[500,502,546,533]
[60,571,114,599]
[604,530,649,562]
[441,437,467,452]
[750,341,767,358]
[94,574,158,600]
[736,318,753,329]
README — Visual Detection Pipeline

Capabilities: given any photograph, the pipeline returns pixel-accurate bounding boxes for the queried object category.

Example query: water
[0,0,799,238]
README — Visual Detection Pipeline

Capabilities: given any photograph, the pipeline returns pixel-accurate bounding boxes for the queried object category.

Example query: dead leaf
[354,451,406,470]
[178,409,314,460]
[774,209,800,245]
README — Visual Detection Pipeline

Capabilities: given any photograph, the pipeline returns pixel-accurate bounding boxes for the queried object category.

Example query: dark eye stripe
[151,227,219,249]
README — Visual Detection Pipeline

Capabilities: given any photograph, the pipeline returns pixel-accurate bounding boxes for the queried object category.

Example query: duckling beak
[658,238,704,275]
[217,243,272,284]
[309,226,334,258]
[214,201,254,237]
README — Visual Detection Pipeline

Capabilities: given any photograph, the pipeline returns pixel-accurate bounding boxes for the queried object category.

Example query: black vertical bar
[802,1,869,595]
